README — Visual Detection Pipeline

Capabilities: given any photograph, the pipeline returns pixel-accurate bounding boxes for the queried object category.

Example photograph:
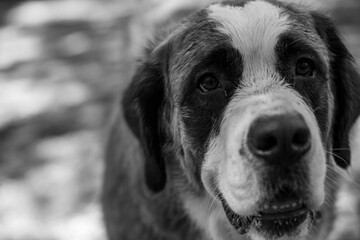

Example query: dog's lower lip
[258,200,307,219]
[220,195,311,236]
[252,207,309,238]
[258,205,309,220]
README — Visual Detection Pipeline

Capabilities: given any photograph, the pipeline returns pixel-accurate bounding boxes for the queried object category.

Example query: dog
[102,0,360,239]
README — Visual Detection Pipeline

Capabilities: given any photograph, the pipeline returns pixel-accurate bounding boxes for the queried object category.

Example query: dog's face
[124,0,360,239]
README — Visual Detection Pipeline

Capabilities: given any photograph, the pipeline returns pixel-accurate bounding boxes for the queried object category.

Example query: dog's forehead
[208,1,289,62]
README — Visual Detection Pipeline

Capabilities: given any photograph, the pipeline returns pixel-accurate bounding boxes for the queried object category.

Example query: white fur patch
[183,194,245,240]
[209,1,290,82]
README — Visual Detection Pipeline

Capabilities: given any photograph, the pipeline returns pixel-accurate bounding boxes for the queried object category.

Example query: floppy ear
[312,12,360,168]
[122,45,168,192]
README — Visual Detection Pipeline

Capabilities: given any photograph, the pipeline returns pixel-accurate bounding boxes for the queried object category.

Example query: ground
[0,0,359,240]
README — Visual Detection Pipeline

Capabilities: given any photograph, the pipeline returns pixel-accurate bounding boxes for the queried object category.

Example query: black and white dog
[102,0,360,239]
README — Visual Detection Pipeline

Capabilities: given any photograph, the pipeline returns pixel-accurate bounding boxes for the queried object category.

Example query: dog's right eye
[198,74,219,93]
[295,58,314,77]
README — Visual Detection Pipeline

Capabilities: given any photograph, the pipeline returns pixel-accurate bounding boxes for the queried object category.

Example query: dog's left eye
[295,58,314,77]
[198,74,220,92]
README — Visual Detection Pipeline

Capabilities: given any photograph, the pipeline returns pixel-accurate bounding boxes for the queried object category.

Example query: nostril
[292,128,310,150]
[252,133,278,152]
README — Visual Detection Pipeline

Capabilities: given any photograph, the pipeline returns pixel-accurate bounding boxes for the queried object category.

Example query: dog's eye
[198,74,219,92]
[295,58,314,77]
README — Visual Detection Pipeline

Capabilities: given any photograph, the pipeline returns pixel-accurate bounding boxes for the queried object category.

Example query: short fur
[102,1,360,239]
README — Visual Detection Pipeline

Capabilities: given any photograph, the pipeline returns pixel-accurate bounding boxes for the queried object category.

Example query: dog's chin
[220,196,313,239]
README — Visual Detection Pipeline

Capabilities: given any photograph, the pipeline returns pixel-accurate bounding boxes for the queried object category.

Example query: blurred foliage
[0,0,359,240]
[0,1,134,239]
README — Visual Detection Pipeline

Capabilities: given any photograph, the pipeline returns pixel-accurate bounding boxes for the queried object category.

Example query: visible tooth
[280,205,284,209]
[272,205,278,210]
[292,202,297,207]
[263,204,269,210]
[284,204,290,208]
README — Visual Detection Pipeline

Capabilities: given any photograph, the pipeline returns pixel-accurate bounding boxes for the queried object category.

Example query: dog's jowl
[102,0,360,239]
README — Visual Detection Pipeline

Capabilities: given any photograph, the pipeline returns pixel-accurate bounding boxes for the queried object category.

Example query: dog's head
[123,0,360,239]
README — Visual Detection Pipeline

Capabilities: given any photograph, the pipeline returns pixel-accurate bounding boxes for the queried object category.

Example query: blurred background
[0,0,359,240]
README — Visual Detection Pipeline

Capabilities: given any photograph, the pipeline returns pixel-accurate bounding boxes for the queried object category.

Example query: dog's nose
[247,113,311,166]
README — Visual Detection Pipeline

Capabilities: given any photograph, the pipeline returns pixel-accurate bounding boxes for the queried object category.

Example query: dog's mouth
[220,195,313,238]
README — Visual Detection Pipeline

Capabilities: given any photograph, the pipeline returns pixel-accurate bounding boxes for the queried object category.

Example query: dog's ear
[312,12,360,168]
[122,44,169,192]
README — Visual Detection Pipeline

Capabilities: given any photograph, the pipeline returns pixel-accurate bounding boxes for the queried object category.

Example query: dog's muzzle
[222,112,315,237]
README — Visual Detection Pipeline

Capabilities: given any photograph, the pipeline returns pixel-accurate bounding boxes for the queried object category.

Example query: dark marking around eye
[275,32,330,139]
[180,46,243,154]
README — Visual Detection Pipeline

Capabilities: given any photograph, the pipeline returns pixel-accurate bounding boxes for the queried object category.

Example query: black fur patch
[179,45,243,156]
[122,42,170,192]
[311,12,360,168]
[275,32,330,140]
[167,11,243,161]
[221,0,254,8]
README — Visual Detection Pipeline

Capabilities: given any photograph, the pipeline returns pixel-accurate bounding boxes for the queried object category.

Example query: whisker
[325,150,352,170]
[326,161,360,192]
[323,197,333,207]
[207,192,221,218]
[325,173,340,185]
[330,148,351,151]
[312,105,323,114]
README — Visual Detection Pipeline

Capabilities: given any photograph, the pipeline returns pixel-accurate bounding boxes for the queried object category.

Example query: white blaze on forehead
[208,1,291,80]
